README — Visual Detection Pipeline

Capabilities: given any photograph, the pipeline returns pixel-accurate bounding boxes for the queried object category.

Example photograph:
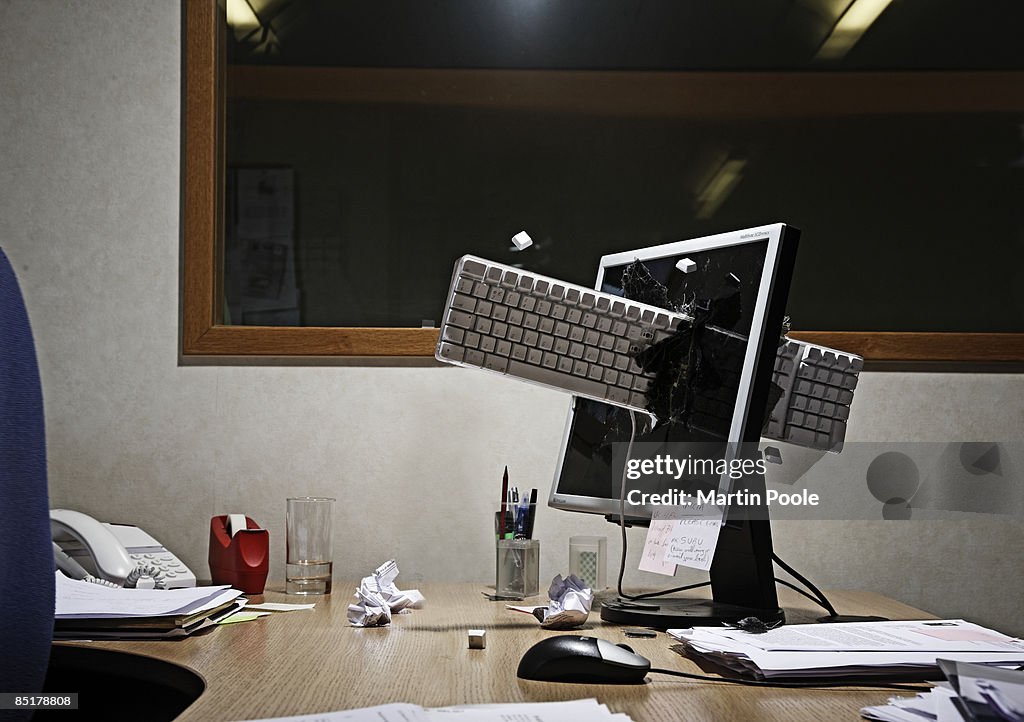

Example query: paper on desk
[943,658,1024,721]
[347,559,425,627]
[707,619,1024,653]
[861,686,962,722]
[230,698,635,722]
[247,602,316,612]
[670,622,1024,680]
[229,702,429,722]
[639,507,679,576]
[430,698,634,721]
[535,574,593,629]
[347,580,391,627]
[661,502,723,572]
[216,610,272,625]
[373,559,426,612]
[55,572,239,618]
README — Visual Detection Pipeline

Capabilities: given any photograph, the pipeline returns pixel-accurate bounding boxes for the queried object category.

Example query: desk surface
[60,583,933,721]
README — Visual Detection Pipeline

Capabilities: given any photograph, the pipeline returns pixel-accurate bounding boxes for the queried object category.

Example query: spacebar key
[506,360,608,400]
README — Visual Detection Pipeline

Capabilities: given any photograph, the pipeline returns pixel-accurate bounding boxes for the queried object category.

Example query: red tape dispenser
[209,514,269,594]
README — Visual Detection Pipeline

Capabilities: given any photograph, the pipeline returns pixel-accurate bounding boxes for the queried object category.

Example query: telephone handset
[50,509,197,589]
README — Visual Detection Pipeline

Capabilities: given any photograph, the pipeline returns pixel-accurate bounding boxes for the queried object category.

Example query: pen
[514,495,529,538]
[525,488,538,539]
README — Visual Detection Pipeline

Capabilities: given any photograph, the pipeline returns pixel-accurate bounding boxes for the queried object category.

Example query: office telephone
[50,508,196,589]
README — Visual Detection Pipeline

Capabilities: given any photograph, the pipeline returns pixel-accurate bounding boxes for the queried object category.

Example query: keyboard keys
[438,343,464,362]
[764,339,862,452]
[441,256,699,414]
[483,354,507,373]
[447,309,474,329]
[442,326,464,344]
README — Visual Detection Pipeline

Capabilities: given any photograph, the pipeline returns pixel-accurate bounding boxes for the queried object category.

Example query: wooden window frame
[181,0,1024,363]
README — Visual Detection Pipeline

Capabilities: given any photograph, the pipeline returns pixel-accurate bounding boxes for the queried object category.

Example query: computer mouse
[517,635,651,684]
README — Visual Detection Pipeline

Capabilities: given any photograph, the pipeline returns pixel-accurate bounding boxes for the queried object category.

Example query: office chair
[0,248,54,714]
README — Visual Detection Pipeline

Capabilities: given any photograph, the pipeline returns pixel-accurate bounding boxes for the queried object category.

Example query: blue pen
[514,495,529,538]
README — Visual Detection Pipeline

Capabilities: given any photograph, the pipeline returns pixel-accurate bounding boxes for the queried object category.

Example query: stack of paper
[54,572,244,638]
[862,660,1024,721]
[668,619,1024,680]
[234,698,633,722]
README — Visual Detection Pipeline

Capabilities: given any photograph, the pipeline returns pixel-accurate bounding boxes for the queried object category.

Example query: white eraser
[511,231,533,251]
[227,513,248,537]
[675,257,696,273]
[468,629,486,649]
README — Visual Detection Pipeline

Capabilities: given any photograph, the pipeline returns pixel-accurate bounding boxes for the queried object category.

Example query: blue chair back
[0,248,53,703]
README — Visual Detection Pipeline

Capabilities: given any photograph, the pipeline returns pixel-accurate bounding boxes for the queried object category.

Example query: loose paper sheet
[230,698,633,722]
[639,508,679,576]
[246,602,316,612]
[661,503,723,572]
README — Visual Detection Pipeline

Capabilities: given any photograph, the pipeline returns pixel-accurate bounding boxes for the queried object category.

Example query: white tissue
[537,574,593,629]
[347,559,426,627]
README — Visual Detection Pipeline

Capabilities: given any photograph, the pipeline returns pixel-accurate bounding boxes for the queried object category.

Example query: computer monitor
[548,223,800,628]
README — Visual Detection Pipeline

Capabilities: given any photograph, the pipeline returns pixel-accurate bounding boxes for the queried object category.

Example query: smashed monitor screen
[548,224,795,519]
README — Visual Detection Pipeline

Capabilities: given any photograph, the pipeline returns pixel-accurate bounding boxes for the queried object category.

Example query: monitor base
[601,597,785,630]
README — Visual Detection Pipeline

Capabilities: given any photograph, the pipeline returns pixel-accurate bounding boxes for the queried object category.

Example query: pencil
[499,465,509,539]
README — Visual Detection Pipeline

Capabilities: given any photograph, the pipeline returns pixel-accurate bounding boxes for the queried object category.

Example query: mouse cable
[647,668,931,693]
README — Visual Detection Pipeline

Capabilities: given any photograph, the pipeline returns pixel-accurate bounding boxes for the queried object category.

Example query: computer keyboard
[437,255,863,451]
[437,255,690,412]
[765,340,862,452]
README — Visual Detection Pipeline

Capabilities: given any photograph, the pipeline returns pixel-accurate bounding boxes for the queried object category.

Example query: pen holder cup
[209,514,270,594]
[495,539,540,598]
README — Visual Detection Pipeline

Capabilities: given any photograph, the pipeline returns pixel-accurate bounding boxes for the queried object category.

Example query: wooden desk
[59,584,933,721]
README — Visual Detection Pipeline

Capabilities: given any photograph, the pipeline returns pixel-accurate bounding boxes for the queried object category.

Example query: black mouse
[517,635,651,684]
